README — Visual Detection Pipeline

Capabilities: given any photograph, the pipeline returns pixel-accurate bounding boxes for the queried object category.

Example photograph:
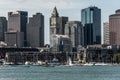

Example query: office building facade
[8,11,28,46]
[59,16,68,35]
[50,35,72,52]
[103,22,109,45]
[81,6,101,46]
[5,31,24,47]
[65,21,83,47]
[109,9,120,45]
[27,13,44,47]
[0,17,7,41]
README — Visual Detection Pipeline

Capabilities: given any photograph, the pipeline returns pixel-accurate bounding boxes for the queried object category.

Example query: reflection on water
[0,65,120,80]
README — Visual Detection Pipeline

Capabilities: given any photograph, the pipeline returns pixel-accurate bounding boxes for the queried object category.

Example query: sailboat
[68,57,73,66]
[65,57,82,66]
[65,57,74,66]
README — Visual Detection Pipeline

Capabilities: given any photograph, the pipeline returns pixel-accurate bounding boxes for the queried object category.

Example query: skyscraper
[103,22,109,45]
[7,11,28,46]
[0,17,7,41]
[109,9,120,45]
[27,13,44,47]
[65,21,83,47]
[59,16,68,35]
[81,6,101,46]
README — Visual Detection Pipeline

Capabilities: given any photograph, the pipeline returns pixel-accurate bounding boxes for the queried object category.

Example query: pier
[0,47,120,65]
[0,47,78,65]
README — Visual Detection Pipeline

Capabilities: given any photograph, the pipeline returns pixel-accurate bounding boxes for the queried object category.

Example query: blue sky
[0,0,120,44]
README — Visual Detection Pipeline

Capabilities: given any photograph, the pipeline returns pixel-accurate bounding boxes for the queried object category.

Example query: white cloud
[15,0,27,2]
[0,0,90,11]
[29,0,90,9]
[0,0,12,5]
[15,0,22,1]
[0,0,28,5]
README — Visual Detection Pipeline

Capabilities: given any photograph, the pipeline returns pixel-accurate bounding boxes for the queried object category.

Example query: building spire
[51,6,59,17]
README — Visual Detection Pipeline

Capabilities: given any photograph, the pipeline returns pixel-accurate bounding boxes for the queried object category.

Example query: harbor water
[0,65,120,80]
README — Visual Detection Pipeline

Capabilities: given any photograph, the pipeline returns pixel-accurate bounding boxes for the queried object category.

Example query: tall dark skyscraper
[81,6,101,46]
[59,16,68,35]
[0,17,7,41]
[7,11,28,46]
[27,13,44,47]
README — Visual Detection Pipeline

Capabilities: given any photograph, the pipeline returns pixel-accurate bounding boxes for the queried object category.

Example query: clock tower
[50,7,60,35]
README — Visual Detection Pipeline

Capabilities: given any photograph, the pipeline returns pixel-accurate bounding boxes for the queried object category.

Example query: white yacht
[68,57,73,66]
[94,63,109,66]
[47,58,61,66]
[25,61,31,65]
[82,63,94,66]
[65,57,82,66]
[3,62,14,65]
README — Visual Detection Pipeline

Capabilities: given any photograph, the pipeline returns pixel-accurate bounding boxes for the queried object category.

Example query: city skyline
[0,0,120,44]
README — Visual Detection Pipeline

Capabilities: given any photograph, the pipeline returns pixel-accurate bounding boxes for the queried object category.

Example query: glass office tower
[81,6,101,46]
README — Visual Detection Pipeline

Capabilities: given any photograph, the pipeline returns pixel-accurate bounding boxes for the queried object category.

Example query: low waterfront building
[77,47,86,63]
[86,45,114,63]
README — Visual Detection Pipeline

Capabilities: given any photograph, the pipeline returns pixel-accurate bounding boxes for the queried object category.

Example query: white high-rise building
[103,22,109,45]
